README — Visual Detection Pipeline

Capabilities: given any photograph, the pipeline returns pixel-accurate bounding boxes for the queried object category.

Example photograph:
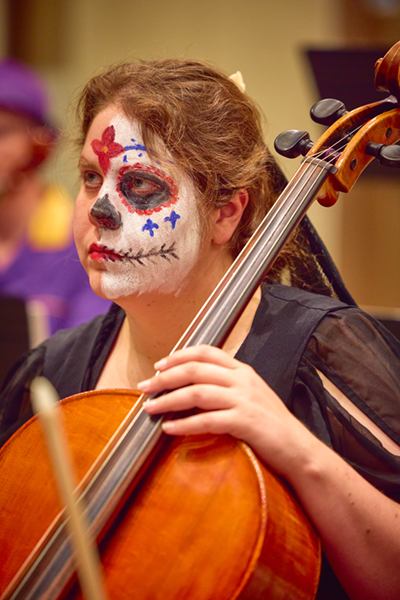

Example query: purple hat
[0,58,53,127]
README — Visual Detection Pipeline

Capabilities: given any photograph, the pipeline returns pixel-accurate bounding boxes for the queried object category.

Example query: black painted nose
[90,194,122,230]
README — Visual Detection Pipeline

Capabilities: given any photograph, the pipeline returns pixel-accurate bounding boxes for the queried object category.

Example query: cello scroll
[275,41,400,206]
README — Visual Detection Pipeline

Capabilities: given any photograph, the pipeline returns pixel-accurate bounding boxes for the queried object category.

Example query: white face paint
[86,113,201,300]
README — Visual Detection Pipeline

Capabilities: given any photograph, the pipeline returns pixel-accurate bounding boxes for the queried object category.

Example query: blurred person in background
[0,59,111,342]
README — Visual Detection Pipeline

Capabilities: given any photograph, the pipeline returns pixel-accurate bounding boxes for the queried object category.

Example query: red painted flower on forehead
[91,125,124,175]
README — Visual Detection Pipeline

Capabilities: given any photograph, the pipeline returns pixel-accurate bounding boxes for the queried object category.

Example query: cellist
[1,59,400,599]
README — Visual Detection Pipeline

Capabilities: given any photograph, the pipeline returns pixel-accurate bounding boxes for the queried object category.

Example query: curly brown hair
[76,58,333,293]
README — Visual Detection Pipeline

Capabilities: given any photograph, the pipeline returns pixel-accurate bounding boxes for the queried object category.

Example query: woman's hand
[139,344,312,477]
[140,345,400,600]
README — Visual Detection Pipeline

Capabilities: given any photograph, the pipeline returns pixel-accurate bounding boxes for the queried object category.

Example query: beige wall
[1,0,344,237]
[42,2,343,176]
[1,0,399,307]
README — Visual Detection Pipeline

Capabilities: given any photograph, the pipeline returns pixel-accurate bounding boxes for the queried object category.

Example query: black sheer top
[1,283,400,599]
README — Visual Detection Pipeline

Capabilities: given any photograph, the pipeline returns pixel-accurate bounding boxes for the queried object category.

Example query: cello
[1,41,400,600]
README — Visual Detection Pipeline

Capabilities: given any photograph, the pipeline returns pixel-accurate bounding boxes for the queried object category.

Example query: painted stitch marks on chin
[102,242,179,266]
[130,242,179,265]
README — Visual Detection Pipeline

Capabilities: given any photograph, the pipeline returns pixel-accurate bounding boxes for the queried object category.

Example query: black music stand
[0,296,30,389]
[306,46,400,178]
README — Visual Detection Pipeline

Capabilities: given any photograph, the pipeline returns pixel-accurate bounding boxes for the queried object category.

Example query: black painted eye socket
[118,170,171,211]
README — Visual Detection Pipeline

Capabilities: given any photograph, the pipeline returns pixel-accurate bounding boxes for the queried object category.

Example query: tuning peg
[274,130,314,159]
[365,142,400,168]
[310,99,348,126]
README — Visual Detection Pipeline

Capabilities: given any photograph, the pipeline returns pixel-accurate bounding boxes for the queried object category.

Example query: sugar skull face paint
[75,109,202,300]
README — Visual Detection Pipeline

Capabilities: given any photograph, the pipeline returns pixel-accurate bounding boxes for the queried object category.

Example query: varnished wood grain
[0,390,320,599]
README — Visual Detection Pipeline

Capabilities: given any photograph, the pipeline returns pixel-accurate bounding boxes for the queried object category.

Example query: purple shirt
[0,238,111,336]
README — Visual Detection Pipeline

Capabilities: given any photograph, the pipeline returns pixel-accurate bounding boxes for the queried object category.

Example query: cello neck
[175,157,332,351]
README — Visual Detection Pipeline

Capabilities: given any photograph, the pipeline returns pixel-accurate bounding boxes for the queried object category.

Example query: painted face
[75,110,201,300]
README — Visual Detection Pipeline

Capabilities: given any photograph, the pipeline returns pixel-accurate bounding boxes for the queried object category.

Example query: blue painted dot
[142,219,159,237]
[164,211,181,229]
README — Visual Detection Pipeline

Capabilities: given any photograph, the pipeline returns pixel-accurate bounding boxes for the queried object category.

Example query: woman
[1,59,400,599]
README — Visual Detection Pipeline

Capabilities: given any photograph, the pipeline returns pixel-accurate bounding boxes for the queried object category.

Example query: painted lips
[89,243,124,262]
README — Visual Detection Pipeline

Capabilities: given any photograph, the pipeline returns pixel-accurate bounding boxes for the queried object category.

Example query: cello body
[0,390,320,599]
